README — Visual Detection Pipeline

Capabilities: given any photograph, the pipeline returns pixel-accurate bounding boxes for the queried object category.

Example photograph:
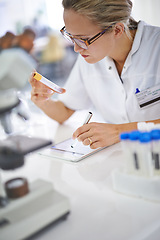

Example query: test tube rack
[112,127,160,202]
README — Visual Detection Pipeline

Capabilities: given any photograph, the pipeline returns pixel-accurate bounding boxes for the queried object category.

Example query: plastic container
[33,72,66,94]
[120,132,134,173]
[128,130,141,175]
[138,132,153,177]
[150,130,160,176]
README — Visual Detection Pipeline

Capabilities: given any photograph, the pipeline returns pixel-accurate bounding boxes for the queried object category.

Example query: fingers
[72,122,117,149]
[73,122,121,149]
[29,71,36,85]
[87,137,92,145]
[29,71,55,103]
[72,123,90,141]
[31,87,54,95]
[82,136,93,146]
[29,71,49,90]
[31,87,54,102]
[72,123,96,147]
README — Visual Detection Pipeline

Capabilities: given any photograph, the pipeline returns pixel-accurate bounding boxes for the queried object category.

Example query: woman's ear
[114,23,125,37]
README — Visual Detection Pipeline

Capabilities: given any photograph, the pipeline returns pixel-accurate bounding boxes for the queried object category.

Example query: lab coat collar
[130,21,145,55]
[121,21,146,72]
[105,21,146,74]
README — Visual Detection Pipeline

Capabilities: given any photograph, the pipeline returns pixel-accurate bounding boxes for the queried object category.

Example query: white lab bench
[1,107,160,240]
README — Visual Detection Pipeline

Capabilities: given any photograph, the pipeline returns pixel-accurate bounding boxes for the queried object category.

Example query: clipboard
[38,138,106,162]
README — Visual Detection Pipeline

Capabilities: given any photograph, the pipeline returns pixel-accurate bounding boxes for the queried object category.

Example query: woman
[29,0,160,149]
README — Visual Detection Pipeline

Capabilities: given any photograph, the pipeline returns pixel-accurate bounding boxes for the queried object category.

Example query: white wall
[0,0,160,37]
[0,0,49,36]
[45,0,64,30]
[132,0,160,26]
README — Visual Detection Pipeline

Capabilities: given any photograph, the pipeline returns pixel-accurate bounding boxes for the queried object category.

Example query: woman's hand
[72,122,120,149]
[29,72,54,107]
[28,72,74,123]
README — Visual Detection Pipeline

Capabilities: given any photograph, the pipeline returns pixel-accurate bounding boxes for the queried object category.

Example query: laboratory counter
[1,109,160,240]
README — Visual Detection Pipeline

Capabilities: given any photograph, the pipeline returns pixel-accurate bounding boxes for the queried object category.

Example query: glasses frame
[60,24,114,49]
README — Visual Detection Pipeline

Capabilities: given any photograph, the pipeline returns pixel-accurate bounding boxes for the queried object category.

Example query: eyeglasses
[60,24,114,50]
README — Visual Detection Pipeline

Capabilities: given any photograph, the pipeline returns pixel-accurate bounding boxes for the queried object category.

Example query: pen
[71,111,93,148]
[33,72,66,94]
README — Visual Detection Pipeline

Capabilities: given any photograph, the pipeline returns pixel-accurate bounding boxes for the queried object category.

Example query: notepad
[39,138,105,162]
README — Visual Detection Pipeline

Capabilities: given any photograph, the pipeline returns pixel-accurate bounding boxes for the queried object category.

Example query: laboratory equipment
[0,135,70,240]
[33,72,66,94]
[112,129,160,202]
[0,49,70,240]
[0,48,36,134]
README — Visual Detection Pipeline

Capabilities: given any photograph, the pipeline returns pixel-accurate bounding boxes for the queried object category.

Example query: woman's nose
[74,42,83,53]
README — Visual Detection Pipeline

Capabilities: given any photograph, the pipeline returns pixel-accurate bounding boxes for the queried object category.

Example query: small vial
[138,132,153,177]
[137,122,147,131]
[33,72,66,94]
[129,131,141,175]
[150,130,160,176]
[120,132,134,173]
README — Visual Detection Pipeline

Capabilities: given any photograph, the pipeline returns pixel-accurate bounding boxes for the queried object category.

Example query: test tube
[120,132,134,173]
[33,72,66,94]
[129,130,141,175]
[138,132,153,177]
[150,130,160,176]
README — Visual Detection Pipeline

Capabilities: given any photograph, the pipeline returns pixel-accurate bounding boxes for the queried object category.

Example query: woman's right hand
[29,72,54,106]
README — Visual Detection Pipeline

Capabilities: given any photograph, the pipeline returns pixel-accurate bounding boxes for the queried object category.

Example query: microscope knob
[5,177,29,199]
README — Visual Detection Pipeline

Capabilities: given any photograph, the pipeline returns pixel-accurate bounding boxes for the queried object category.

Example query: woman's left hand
[72,122,120,149]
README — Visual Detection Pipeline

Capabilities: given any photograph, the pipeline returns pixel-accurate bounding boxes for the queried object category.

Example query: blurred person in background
[12,28,36,53]
[0,31,15,51]
[0,28,36,53]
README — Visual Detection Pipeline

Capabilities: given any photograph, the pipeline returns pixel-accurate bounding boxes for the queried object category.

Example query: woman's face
[63,9,116,64]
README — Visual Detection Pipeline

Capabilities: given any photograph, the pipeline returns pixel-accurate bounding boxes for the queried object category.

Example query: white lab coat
[59,21,160,124]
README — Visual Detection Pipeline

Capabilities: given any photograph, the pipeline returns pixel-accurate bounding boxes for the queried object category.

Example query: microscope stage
[0,179,70,240]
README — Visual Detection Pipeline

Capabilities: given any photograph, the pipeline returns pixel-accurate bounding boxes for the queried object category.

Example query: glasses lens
[63,32,74,43]
[61,28,88,49]
[74,39,88,49]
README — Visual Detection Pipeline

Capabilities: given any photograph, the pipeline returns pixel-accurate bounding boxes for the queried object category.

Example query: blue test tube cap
[129,130,140,141]
[139,132,151,143]
[120,132,130,140]
[150,130,160,140]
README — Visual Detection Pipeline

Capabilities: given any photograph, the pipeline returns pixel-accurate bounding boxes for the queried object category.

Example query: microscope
[0,48,70,240]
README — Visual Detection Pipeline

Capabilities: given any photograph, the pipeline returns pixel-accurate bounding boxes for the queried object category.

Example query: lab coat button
[109,66,112,70]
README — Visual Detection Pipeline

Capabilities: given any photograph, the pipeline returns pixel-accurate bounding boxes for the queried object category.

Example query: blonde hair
[62,0,137,39]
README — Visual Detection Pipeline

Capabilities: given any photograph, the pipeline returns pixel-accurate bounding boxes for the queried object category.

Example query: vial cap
[120,132,129,140]
[139,132,151,143]
[129,130,140,141]
[150,130,160,140]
